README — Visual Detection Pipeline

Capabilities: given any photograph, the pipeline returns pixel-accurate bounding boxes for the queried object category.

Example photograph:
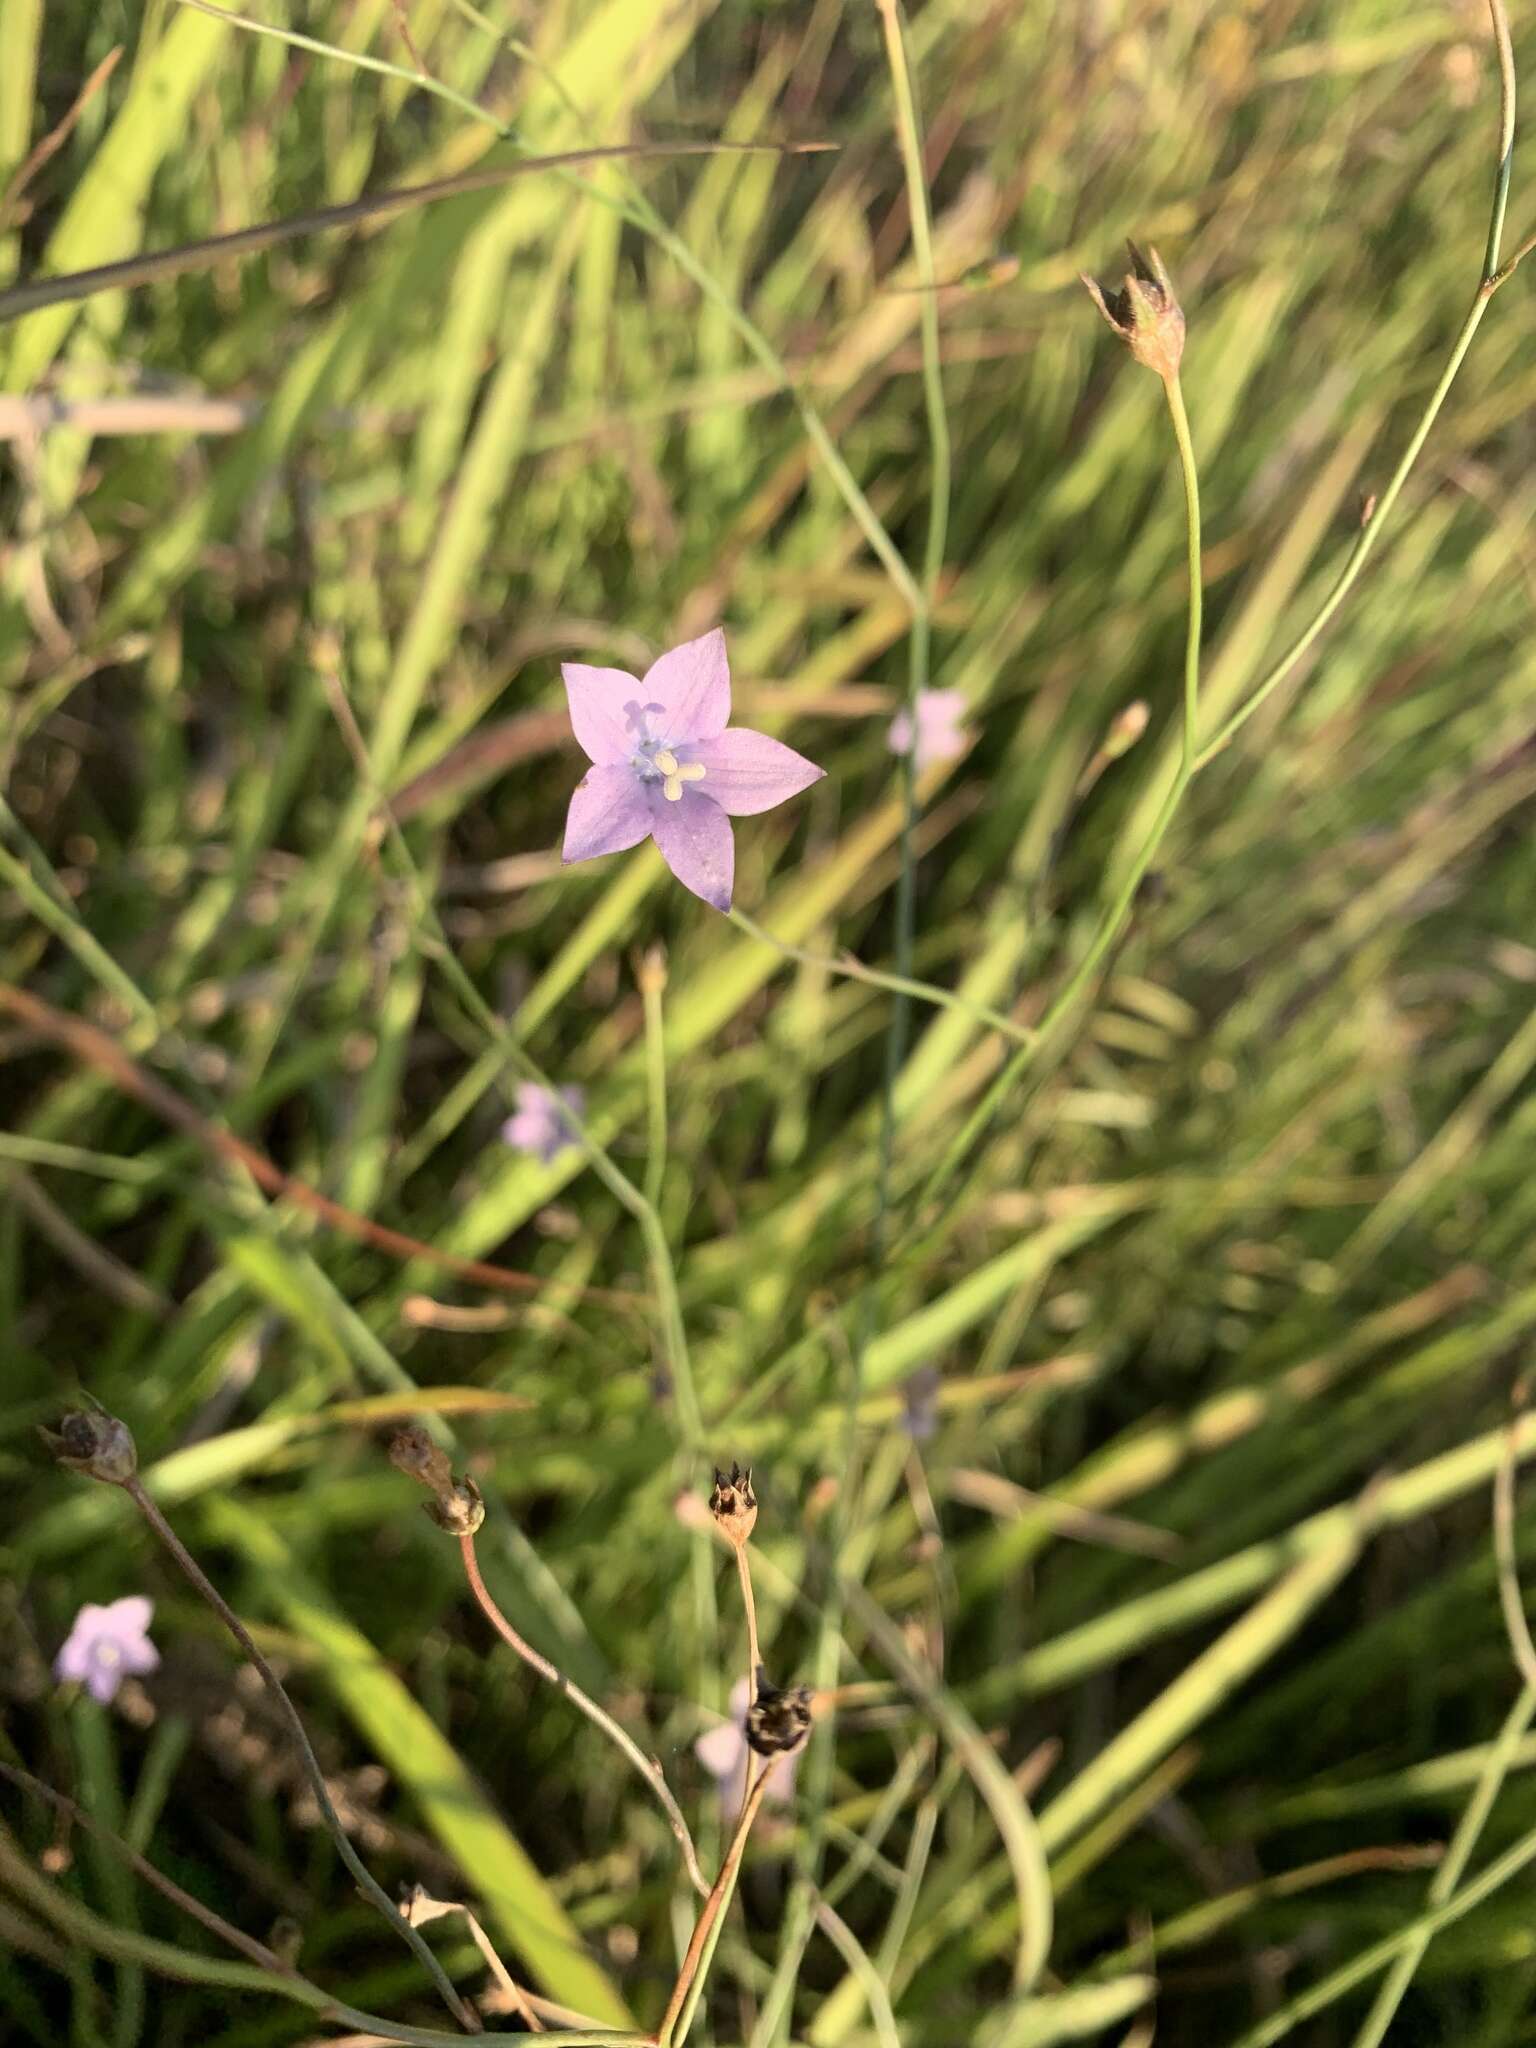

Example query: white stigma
[654,750,706,802]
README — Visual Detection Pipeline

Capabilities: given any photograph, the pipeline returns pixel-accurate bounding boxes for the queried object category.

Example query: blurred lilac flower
[55,1597,158,1705]
[902,1365,942,1443]
[501,1083,584,1165]
[887,688,969,770]
[561,628,824,912]
[695,1676,800,1822]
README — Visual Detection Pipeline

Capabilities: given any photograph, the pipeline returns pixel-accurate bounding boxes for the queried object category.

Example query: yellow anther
[661,760,706,802]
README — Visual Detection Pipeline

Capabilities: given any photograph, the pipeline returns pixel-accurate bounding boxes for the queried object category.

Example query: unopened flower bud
[387,1425,455,1498]
[1103,701,1150,759]
[425,1475,485,1537]
[1081,242,1185,381]
[709,1463,758,1548]
[388,1426,484,1534]
[745,1665,812,1759]
[44,1407,137,1486]
[635,944,668,996]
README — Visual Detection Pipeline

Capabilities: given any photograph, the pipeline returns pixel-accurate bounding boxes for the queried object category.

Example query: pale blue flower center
[624,699,707,801]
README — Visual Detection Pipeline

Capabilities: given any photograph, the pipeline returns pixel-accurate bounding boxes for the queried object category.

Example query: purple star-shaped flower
[560,629,824,912]
[54,1597,159,1705]
[887,687,969,771]
[501,1083,584,1166]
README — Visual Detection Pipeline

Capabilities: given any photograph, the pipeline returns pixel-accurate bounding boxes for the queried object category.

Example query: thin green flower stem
[1349,1414,1536,2046]
[413,873,703,1444]
[733,1540,761,1713]
[726,907,1034,1047]
[656,1765,777,2048]
[1195,0,1515,768]
[639,958,668,1215]
[117,1478,481,2033]
[876,0,953,1058]
[752,16,954,2041]
[322,672,704,1448]
[1164,374,1203,772]
[910,0,1512,1220]
[918,364,1203,1212]
[458,1529,710,1900]
[1229,1809,1536,2048]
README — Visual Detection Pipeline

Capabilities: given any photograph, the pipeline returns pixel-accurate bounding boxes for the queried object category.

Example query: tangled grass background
[8,1,1536,2042]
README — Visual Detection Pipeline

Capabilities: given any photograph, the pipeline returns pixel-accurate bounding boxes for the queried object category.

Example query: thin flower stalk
[119,1476,482,2033]
[726,906,1034,1048]
[320,661,705,1451]
[734,1547,760,1715]
[921,0,1514,1220]
[654,1764,777,2048]
[457,1528,709,1899]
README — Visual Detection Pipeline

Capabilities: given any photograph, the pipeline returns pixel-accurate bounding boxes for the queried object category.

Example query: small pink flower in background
[561,628,824,912]
[55,1597,158,1705]
[887,688,969,770]
[694,1676,801,1823]
[501,1083,584,1166]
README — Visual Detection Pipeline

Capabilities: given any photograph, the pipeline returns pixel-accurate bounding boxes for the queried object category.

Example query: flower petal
[118,1634,160,1678]
[694,1720,744,1782]
[562,764,653,865]
[642,629,731,744]
[562,663,645,766]
[105,1596,153,1637]
[690,727,825,817]
[648,786,734,911]
[84,1658,122,1705]
[55,1630,92,1684]
[763,1748,800,1806]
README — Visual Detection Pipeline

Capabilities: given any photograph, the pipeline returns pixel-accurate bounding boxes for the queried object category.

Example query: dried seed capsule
[1082,243,1185,381]
[43,1407,138,1486]
[709,1462,758,1548]
[745,1665,812,1759]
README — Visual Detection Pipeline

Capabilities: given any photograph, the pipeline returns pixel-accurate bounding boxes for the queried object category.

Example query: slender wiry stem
[1163,375,1203,772]
[321,667,704,1448]
[121,1479,481,2033]
[458,1530,709,1899]
[918,363,1204,1211]
[727,907,1033,1046]
[655,1767,777,2048]
[638,950,668,1214]
[912,0,1514,1224]
[733,1545,761,1710]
